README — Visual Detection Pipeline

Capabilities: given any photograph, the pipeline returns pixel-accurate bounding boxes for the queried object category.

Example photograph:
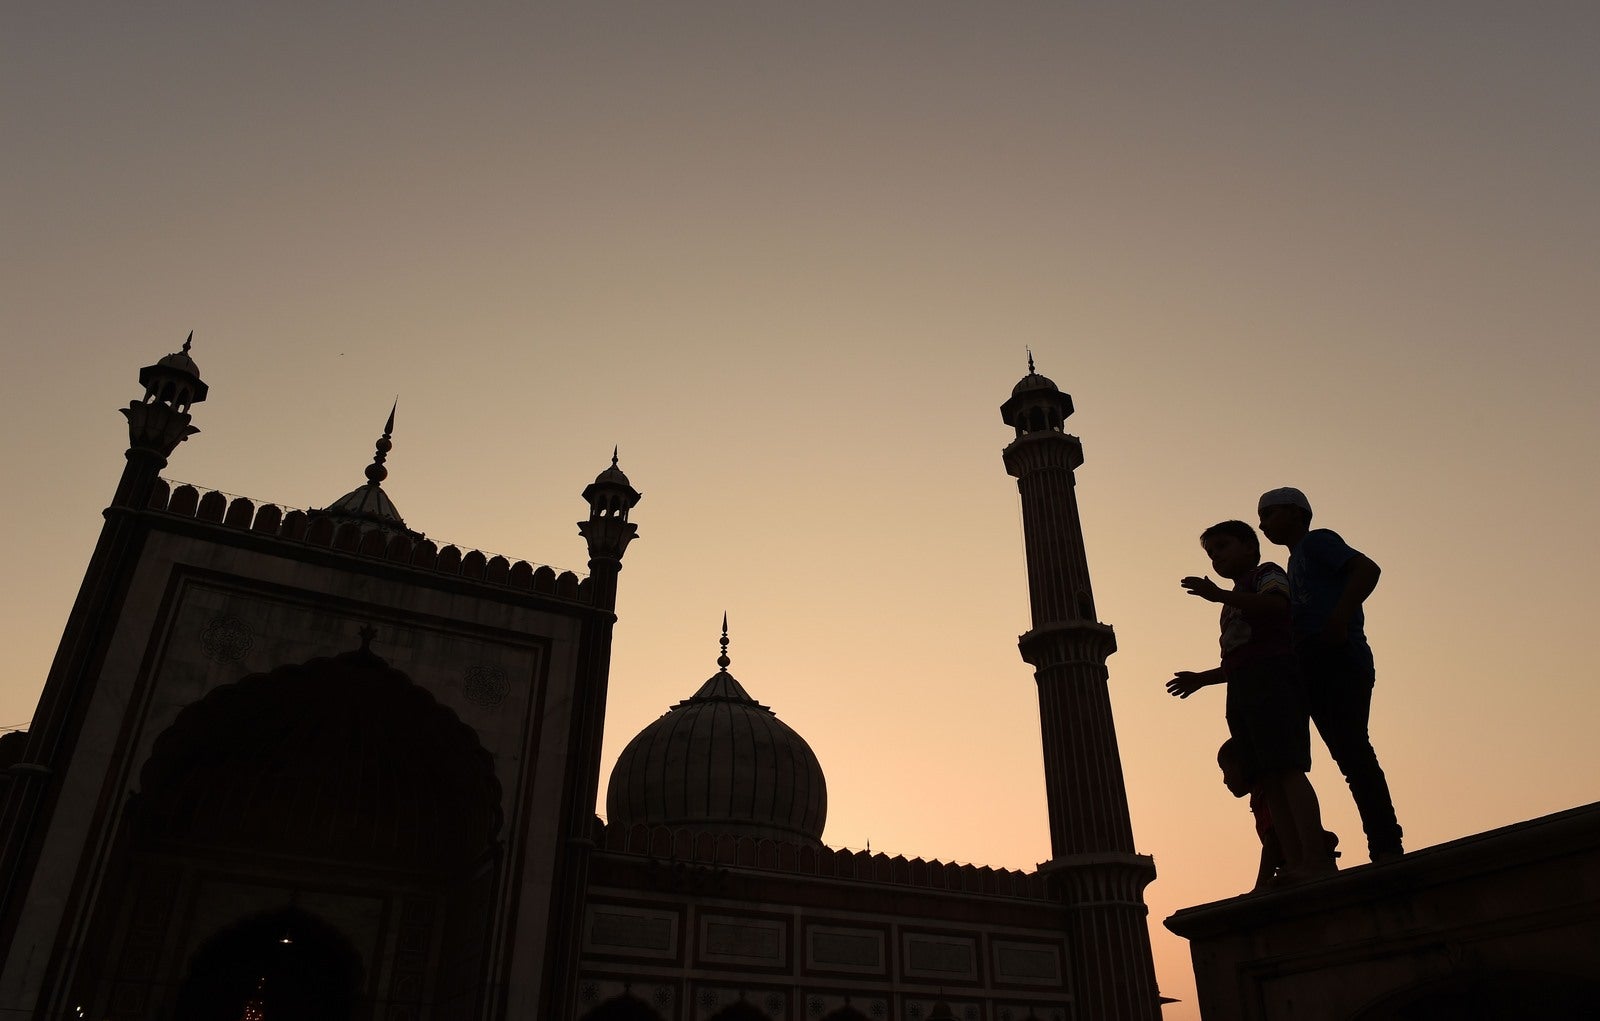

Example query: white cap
[1258,487,1312,514]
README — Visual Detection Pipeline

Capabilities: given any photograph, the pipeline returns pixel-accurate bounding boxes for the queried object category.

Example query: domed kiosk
[605,620,827,845]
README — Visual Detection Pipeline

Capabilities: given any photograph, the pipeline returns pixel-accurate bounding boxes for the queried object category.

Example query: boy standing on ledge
[1169,520,1334,883]
[1258,487,1404,861]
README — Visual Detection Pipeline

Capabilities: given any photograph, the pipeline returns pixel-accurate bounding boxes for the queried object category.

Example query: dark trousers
[1300,644,1403,856]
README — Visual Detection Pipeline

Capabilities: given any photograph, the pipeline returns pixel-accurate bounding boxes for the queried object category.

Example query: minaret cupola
[581,448,642,531]
[1000,349,1074,439]
[577,448,642,611]
[123,331,208,460]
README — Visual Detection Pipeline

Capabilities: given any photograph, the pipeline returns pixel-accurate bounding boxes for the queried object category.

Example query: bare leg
[1260,773,1305,876]
[1280,769,1336,876]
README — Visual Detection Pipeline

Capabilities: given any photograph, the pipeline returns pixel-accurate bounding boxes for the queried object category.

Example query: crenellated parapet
[145,478,591,603]
[592,819,1051,900]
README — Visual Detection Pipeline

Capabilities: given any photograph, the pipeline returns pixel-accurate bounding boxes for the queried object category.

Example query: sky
[4,4,1599,1016]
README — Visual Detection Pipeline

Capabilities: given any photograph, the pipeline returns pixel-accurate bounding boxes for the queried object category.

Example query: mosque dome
[606,625,827,844]
[320,481,409,532]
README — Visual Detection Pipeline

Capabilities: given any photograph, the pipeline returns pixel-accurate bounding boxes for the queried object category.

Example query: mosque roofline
[591,818,1055,903]
[136,477,597,608]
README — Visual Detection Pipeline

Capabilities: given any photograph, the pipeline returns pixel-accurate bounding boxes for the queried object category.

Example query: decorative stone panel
[993,939,1063,984]
[699,913,785,967]
[903,932,978,981]
[804,925,885,974]
[584,904,679,959]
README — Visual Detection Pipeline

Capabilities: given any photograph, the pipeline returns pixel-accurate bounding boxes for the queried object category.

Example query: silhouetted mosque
[3,340,1595,1021]
[0,340,1162,1020]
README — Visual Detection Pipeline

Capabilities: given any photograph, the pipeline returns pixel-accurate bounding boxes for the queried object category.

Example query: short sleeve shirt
[1219,563,1293,668]
[1287,529,1367,644]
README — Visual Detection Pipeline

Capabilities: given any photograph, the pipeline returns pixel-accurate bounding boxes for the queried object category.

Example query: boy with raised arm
[1167,520,1335,883]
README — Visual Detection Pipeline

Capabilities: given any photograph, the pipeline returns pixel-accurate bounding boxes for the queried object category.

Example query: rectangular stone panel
[805,925,886,974]
[584,904,678,959]
[993,939,1063,984]
[700,915,786,965]
[903,933,978,981]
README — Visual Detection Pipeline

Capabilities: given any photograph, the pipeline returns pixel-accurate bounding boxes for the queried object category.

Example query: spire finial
[612,444,619,469]
[1026,346,1035,374]
[365,401,396,484]
[182,330,193,355]
[716,612,731,672]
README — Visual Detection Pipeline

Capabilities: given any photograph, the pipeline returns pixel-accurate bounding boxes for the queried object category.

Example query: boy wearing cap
[1258,487,1404,860]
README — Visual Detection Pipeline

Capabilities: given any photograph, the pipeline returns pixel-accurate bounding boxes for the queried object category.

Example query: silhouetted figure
[1218,739,1339,890]
[1168,520,1334,883]
[1258,488,1404,861]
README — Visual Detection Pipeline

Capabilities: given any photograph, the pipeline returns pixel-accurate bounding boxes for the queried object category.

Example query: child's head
[1257,488,1313,547]
[1217,739,1254,798]
[1199,520,1261,580]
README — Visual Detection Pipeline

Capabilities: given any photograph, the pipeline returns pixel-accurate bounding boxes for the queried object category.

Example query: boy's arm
[1165,667,1224,698]
[1321,554,1380,645]
[1255,835,1281,889]
[1181,576,1290,618]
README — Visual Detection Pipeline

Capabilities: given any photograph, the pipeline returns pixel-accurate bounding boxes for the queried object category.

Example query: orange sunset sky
[4,4,1599,1015]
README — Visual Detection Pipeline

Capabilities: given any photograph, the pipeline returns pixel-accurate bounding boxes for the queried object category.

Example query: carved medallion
[463,663,510,708]
[200,615,253,663]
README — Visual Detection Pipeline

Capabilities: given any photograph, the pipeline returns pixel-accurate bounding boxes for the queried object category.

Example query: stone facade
[1165,802,1600,1020]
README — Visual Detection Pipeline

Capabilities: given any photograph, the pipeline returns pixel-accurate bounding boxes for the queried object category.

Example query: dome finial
[182,330,193,355]
[365,401,396,484]
[612,444,619,469]
[1026,346,1035,374]
[716,612,731,672]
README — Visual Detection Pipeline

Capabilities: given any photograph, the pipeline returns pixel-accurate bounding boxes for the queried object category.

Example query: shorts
[1224,652,1312,775]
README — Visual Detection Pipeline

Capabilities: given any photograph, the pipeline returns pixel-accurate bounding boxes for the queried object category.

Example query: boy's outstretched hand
[1181,575,1224,602]
[1166,671,1211,698]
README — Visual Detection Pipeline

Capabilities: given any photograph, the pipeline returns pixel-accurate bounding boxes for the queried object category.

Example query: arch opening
[173,908,360,1021]
[73,648,504,1019]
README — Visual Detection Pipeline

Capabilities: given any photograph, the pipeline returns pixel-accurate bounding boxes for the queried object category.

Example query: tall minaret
[1000,356,1161,1020]
[544,450,641,1018]
[0,334,208,950]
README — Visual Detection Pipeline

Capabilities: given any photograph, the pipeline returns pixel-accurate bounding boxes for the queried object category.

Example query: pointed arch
[73,648,504,1019]
[582,994,668,1021]
[136,647,502,868]
[709,1001,774,1021]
